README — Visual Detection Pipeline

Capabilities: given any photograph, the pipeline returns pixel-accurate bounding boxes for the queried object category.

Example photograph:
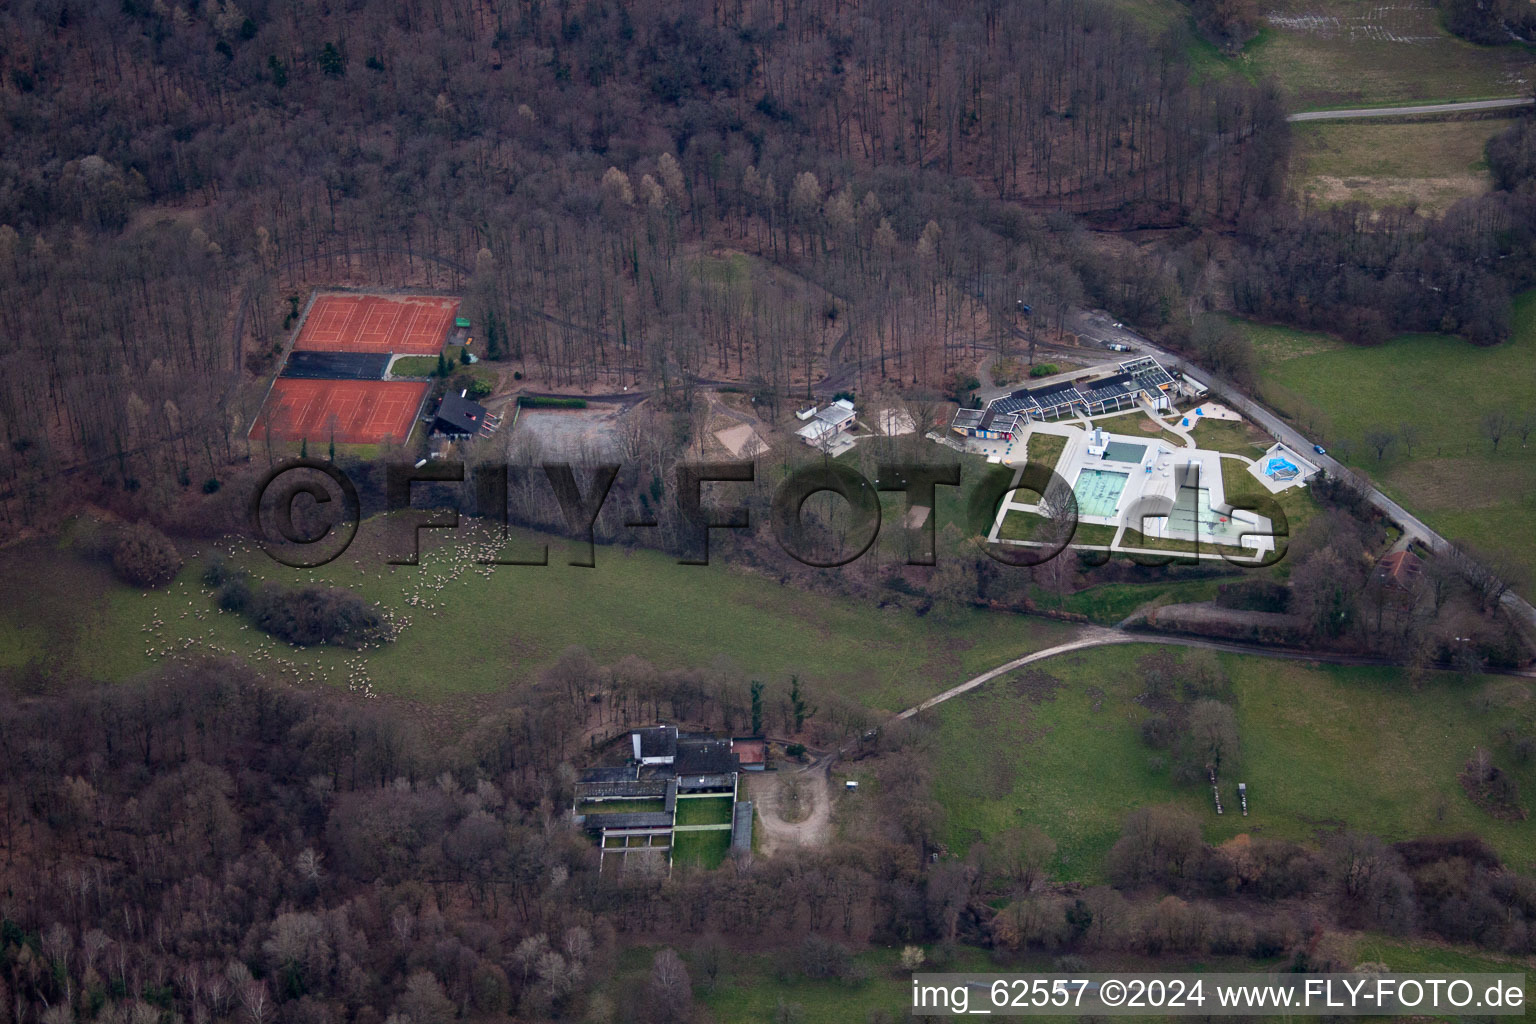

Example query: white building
[796,398,856,447]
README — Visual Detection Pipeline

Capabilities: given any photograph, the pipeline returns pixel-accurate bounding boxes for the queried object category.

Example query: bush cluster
[247,583,385,647]
[107,521,183,588]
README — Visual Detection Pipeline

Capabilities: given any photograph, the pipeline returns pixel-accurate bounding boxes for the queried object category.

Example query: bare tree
[1480,409,1510,452]
[1363,426,1396,462]
[647,949,692,1023]
[988,825,1057,893]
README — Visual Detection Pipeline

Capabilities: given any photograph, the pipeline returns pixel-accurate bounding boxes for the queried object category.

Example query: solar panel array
[980,357,1176,423]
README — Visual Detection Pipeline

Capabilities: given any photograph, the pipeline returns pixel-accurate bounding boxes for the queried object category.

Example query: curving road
[1287,97,1534,122]
[1064,310,1536,644]
[890,625,1536,722]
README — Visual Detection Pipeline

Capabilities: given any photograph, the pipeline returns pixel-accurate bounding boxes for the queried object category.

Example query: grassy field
[0,518,1074,709]
[674,796,735,826]
[1242,0,1533,108]
[671,829,732,869]
[1107,0,1533,107]
[599,944,1008,1024]
[1290,118,1504,213]
[1246,289,1536,583]
[928,643,1536,883]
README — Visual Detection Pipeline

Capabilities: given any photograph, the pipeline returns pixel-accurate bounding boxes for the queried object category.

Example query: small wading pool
[1101,440,1147,464]
[1264,457,1299,480]
[1073,469,1129,519]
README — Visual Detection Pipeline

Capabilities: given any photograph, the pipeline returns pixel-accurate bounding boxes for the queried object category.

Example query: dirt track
[748,765,831,855]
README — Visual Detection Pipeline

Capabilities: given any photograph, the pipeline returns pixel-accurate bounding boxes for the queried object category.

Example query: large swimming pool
[1073,469,1129,519]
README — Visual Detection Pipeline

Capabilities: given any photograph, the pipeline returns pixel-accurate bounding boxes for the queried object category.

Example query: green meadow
[929,644,1536,882]
[1245,289,1536,584]
[0,517,1073,709]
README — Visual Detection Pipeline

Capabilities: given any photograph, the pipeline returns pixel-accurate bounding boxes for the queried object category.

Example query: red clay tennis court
[294,294,460,355]
[251,379,430,445]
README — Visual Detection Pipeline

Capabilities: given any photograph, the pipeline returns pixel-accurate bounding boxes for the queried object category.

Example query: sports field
[250,378,428,444]
[294,293,459,355]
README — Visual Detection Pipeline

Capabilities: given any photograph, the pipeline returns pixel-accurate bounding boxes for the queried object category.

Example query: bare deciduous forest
[0,0,1298,517]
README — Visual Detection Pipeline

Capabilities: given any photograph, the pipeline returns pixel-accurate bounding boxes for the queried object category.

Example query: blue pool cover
[1265,458,1298,478]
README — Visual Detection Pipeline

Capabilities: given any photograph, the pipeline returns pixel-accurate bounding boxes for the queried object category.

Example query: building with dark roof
[578,811,674,832]
[432,391,489,438]
[951,357,1177,438]
[578,726,747,874]
[632,725,678,764]
[675,735,739,775]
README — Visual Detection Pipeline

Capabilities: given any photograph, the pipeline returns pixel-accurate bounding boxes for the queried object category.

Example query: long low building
[953,357,1176,438]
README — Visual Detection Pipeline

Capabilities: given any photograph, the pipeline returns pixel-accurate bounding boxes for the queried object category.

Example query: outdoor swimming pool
[1165,486,1250,545]
[1073,469,1129,519]
[1264,457,1299,480]
[1101,440,1147,464]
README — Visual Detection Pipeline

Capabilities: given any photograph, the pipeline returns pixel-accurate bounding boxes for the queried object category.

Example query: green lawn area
[1091,411,1186,449]
[0,518,1074,708]
[1351,933,1536,979]
[1290,118,1503,214]
[997,507,1117,547]
[1221,454,1267,505]
[578,799,664,815]
[670,828,732,869]
[1245,288,1536,585]
[1025,430,1068,469]
[929,644,1536,883]
[1051,576,1233,624]
[1188,416,1271,456]
[673,796,734,826]
[390,355,443,377]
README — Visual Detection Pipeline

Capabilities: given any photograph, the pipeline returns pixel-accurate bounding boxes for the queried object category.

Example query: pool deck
[989,419,1276,560]
[1245,441,1321,494]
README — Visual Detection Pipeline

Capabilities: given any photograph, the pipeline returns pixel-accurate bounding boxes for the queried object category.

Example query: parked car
[1313,444,1326,455]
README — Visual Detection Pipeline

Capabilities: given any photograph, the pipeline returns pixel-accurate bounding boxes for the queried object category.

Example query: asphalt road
[1287,97,1534,122]
[1065,309,1536,641]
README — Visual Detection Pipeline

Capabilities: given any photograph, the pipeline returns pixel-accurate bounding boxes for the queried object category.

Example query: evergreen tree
[789,675,815,732]
[750,681,765,735]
